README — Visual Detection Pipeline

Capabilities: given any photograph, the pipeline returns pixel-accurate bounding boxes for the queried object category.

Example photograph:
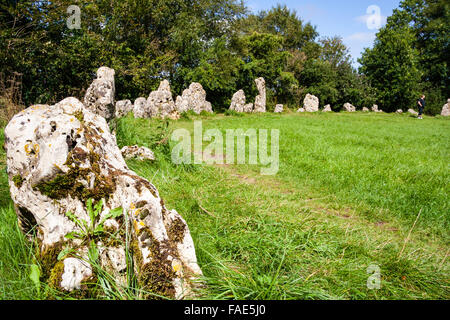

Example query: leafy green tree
[239,32,297,107]
[365,0,449,114]
[181,36,244,110]
[359,26,421,112]
[247,4,318,51]
[0,0,246,106]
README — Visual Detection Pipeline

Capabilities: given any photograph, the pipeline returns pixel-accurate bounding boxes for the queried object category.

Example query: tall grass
[0,111,448,299]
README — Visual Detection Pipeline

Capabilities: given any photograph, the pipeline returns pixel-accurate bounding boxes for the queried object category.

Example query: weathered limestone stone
[243,103,254,113]
[253,78,266,113]
[115,100,133,118]
[30,104,50,109]
[175,83,213,114]
[147,80,179,119]
[229,90,246,113]
[343,103,356,112]
[133,97,149,118]
[396,109,403,114]
[297,108,305,113]
[362,107,370,112]
[121,146,155,161]
[408,108,419,116]
[84,67,115,121]
[323,104,332,112]
[441,99,450,116]
[175,95,189,114]
[371,104,380,112]
[303,94,319,112]
[274,104,283,113]
[5,98,201,298]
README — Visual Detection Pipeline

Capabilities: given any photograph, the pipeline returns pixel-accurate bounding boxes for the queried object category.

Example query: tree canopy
[359,0,449,114]
[1,0,448,113]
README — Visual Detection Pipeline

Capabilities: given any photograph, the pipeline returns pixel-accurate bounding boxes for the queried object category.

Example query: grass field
[0,111,449,299]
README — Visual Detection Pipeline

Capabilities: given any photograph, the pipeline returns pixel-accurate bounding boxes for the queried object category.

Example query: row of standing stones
[88,66,449,119]
[295,94,450,116]
[4,66,450,299]
[230,91,450,116]
[5,67,203,299]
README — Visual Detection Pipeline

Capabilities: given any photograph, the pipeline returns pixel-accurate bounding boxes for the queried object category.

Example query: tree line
[0,0,448,114]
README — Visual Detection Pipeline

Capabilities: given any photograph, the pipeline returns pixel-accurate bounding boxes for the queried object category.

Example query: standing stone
[84,67,115,121]
[133,97,149,118]
[253,78,266,113]
[147,80,178,119]
[5,97,201,298]
[274,104,283,113]
[362,107,370,112]
[243,103,254,113]
[115,100,133,118]
[175,95,189,114]
[323,105,332,112]
[175,83,213,114]
[343,103,356,112]
[441,99,450,116]
[229,90,246,113]
[371,104,380,112]
[121,145,155,161]
[408,109,419,116]
[303,94,319,112]
[344,102,356,112]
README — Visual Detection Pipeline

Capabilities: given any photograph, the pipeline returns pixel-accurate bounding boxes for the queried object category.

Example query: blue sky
[247,0,401,67]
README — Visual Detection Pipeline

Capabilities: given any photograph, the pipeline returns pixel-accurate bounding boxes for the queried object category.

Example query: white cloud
[355,13,387,31]
[355,14,387,24]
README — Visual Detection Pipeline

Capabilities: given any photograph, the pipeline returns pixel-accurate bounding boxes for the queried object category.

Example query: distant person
[417,95,425,119]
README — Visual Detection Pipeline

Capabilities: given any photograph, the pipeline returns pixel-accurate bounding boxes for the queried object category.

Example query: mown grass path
[1,111,448,299]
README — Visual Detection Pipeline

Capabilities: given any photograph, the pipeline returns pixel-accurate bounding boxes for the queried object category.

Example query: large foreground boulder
[175,83,213,114]
[253,78,266,113]
[4,98,201,298]
[84,67,115,121]
[147,80,179,119]
[441,99,450,116]
[303,94,319,112]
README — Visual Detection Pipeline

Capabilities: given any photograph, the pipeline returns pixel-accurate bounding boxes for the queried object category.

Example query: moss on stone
[39,242,64,282]
[132,229,177,299]
[32,150,115,203]
[167,217,186,244]
[47,261,65,290]
[73,110,84,123]
[13,174,24,188]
